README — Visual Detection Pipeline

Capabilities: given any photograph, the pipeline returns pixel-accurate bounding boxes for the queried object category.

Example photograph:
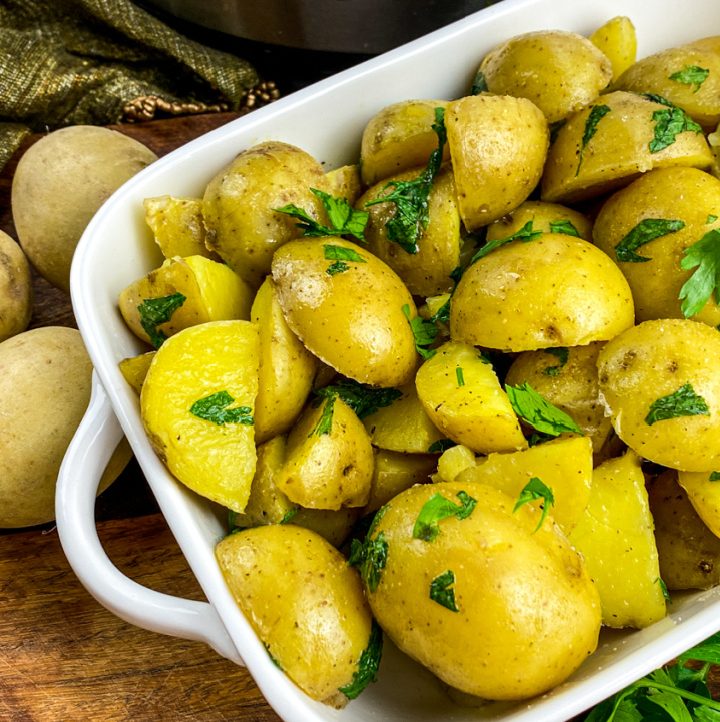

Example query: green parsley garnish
[506,381,582,436]
[276,188,368,241]
[413,491,477,542]
[679,229,720,317]
[189,390,253,426]
[669,65,710,93]
[456,366,465,387]
[137,292,186,349]
[543,347,569,377]
[365,107,446,254]
[645,383,710,426]
[577,104,611,175]
[428,438,456,453]
[549,219,581,237]
[315,378,402,420]
[470,69,488,94]
[642,93,675,107]
[348,531,388,593]
[429,570,459,612]
[470,220,542,264]
[549,119,566,145]
[615,218,685,263]
[279,507,299,524]
[708,215,718,224]
[323,243,367,275]
[311,395,336,436]
[513,477,555,532]
[429,265,464,326]
[402,303,438,359]
[710,471,720,482]
[583,632,720,722]
[656,576,671,602]
[338,621,383,700]
[649,106,703,153]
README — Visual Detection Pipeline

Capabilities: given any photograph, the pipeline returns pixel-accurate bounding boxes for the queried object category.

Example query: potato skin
[593,167,720,325]
[479,30,613,123]
[485,200,592,242]
[0,327,130,528]
[450,234,634,352]
[445,94,549,230]
[11,126,157,292]
[366,481,600,700]
[597,319,720,471]
[0,230,32,342]
[216,525,373,706]
[271,237,417,387]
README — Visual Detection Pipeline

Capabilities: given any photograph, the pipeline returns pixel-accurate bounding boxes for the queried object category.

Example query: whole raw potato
[12,126,157,292]
[0,327,131,528]
[0,230,32,341]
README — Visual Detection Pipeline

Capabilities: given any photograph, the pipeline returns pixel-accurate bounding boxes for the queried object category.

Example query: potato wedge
[118,351,155,394]
[143,196,215,260]
[589,16,637,81]
[141,320,259,511]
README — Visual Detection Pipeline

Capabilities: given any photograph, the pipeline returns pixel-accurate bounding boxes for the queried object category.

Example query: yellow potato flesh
[485,200,592,242]
[450,234,634,352]
[141,320,259,512]
[118,351,155,394]
[568,451,666,628]
[143,195,214,260]
[415,340,527,454]
[679,468,720,538]
[589,16,637,81]
[364,449,435,514]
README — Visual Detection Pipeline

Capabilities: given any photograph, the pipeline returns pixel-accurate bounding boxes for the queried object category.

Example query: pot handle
[56,373,244,665]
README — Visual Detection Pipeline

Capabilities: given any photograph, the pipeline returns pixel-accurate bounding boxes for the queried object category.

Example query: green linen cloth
[0,0,269,169]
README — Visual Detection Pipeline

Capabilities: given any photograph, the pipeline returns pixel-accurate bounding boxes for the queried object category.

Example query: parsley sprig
[338,621,383,700]
[402,303,438,359]
[679,229,720,317]
[669,65,710,93]
[470,221,542,264]
[615,219,685,263]
[413,491,477,542]
[365,107,447,254]
[577,104,611,175]
[314,378,402,420]
[513,477,555,532]
[649,106,703,153]
[190,390,254,426]
[137,292,186,349]
[506,381,582,438]
[645,383,710,426]
[276,188,368,241]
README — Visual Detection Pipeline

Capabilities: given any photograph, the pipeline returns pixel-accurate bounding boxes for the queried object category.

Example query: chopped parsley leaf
[470,220,542,264]
[470,70,488,94]
[543,347,569,376]
[710,471,720,482]
[456,366,465,387]
[708,215,718,224]
[428,438,456,453]
[348,531,388,592]
[669,65,710,93]
[615,218,685,263]
[364,107,446,254]
[276,188,368,241]
[137,292,186,349]
[324,243,367,275]
[679,229,720,317]
[311,395,336,436]
[315,378,401,420]
[513,477,555,532]
[506,381,582,436]
[189,390,253,426]
[645,383,710,426]
[649,106,703,153]
[549,219,581,237]
[656,576,671,602]
[413,491,477,542]
[279,507,299,524]
[429,570,459,612]
[338,621,383,700]
[577,104,611,175]
[402,303,438,359]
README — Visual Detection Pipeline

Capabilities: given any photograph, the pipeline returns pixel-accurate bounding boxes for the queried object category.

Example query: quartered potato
[119,255,253,348]
[118,350,155,394]
[485,200,592,243]
[568,451,666,628]
[614,45,720,128]
[361,166,461,297]
[593,166,720,325]
[445,94,549,230]
[360,99,450,186]
[363,449,435,514]
[251,277,317,443]
[589,16,637,81]
[542,91,714,203]
[202,141,326,287]
[505,342,613,454]
[319,164,363,205]
[276,396,374,510]
[363,481,600,700]
[477,30,613,123]
[414,340,527,454]
[650,469,720,591]
[456,436,593,535]
[141,320,259,512]
[450,234,634,352]
[216,525,376,706]
[597,319,720,472]
[271,237,417,387]
[143,196,215,260]
[678,467,720,539]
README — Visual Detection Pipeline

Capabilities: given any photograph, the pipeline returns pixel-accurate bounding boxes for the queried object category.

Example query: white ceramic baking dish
[56,0,720,719]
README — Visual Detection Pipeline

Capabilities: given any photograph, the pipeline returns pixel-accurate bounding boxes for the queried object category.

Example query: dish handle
[56,373,244,665]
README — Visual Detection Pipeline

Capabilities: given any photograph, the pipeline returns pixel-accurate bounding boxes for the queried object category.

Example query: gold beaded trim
[122,80,280,122]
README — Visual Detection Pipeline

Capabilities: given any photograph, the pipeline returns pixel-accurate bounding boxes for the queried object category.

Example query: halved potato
[143,196,215,260]
[119,255,253,348]
[141,320,259,511]
[415,340,527,454]
[485,200,592,243]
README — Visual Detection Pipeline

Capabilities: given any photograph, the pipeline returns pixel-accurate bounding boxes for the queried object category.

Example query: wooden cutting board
[0,113,281,722]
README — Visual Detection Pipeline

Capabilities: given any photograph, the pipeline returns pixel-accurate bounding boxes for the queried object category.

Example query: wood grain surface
[0,112,282,722]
